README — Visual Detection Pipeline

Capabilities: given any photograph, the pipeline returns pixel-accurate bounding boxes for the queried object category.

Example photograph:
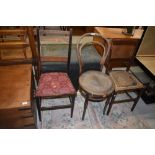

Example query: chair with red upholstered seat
[34,27,76,122]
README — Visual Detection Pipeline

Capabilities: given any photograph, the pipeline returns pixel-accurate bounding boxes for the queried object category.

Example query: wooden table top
[136,56,155,76]
[0,64,32,109]
[95,27,143,39]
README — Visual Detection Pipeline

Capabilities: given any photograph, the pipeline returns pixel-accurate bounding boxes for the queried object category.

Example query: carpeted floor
[36,92,155,129]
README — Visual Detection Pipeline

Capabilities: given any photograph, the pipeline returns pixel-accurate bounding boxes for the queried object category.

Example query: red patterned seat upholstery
[36,72,76,97]
[35,28,76,122]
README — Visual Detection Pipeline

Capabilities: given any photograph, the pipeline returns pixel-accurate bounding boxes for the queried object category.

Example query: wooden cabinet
[0,64,36,128]
[94,27,143,53]
[94,27,143,68]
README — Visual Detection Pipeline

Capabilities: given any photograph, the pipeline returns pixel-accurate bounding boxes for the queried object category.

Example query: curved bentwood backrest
[76,33,111,75]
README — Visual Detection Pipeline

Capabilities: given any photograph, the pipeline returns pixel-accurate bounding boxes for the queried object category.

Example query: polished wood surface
[0,29,27,35]
[0,41,28,49]
[0,48,32,60]
[0,64,35,128]
[0,27,37,65]
[0,27,36,128]
[0,108,35,128]
[0,64,32,109]
[94,27,143,68]
[95,27,143,39]
[136,56,155,76]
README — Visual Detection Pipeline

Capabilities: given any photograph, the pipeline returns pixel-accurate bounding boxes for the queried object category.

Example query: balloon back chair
[76,33,114,120]
[34,28,76,122]
[103,38,145,115]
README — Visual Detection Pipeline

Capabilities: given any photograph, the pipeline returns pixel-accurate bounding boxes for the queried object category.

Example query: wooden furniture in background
[94,27,143,68]
[0,64,35,128]
[0,27,37,128]
[0,27,37,65]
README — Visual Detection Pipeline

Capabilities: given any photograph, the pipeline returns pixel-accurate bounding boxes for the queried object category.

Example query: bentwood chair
[35,28,76,122]
[103,38,145,115]
[76,33,114,120]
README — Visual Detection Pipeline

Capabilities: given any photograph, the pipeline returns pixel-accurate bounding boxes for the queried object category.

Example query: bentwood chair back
[76,33,114,120]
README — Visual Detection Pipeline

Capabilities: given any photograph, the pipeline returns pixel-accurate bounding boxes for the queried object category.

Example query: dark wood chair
[76,33,114,120]
[103,38,145,115]
[35,28,76,122]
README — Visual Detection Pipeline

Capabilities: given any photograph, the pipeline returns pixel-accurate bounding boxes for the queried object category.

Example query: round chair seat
[79,70,114,97]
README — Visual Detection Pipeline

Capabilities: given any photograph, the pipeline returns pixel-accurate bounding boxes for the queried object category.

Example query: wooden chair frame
[35,27,76,122]
[103,38,145,115]
[76,33,114,120]
[0,27,37,66]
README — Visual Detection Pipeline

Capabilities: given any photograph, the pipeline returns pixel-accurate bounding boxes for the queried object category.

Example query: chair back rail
[0,29,27,35]
[76,32,111,75]
[39,29,70,35]
[36,27,73,77]
[106,38,140,71]
[0,27,37,66]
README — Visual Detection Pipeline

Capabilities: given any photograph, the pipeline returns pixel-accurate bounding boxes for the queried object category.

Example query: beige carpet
[36,92,155,129]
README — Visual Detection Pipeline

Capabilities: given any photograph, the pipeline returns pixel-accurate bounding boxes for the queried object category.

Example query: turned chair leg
[103,95,111,115]
[131,89,144,111]
[36,97,42,122]
[70,95,76,118]
[106,92,116,115]
[82,94,89,120]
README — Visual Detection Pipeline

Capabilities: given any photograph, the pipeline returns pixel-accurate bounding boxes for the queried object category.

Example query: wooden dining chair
[0,27,37,65]
[34,27,76,122]
[76,33,114,120]
[103,38,145,115]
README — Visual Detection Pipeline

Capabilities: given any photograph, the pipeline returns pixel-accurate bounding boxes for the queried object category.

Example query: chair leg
[131,89,144,111]
[70,95,76,118]
[82,94,89,120]
[103,95,112,115]
[36,97,42,122]
[106,92,116,115]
